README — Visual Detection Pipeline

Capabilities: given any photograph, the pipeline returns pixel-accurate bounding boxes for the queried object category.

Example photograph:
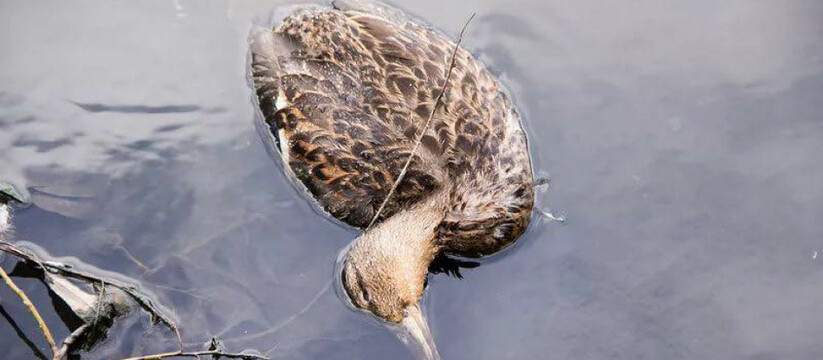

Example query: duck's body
[250,0,534,358]
[0,183,26,237]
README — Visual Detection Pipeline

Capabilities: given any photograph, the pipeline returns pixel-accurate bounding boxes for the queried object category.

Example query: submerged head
[341,201,444,359]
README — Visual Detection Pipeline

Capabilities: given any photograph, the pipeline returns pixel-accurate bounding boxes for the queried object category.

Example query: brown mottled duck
[250,0,535,358]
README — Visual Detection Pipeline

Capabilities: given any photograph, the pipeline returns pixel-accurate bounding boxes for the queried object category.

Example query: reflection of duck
[251,1,534,358]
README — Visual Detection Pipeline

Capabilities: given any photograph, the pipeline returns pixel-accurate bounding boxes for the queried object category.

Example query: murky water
[2,0,822,359]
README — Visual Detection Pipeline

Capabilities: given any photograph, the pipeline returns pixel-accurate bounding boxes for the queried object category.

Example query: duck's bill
[398,304,441,360]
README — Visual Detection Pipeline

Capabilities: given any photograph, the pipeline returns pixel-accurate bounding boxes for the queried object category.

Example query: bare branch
[214,279,333,344]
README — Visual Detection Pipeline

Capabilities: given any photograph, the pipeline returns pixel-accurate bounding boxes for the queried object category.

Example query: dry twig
[0,263,59,355]
[114,349,269,360]
[367,13,477,229]
[54,323,89,360]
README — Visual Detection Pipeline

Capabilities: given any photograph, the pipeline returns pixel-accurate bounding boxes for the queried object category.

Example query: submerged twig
[90,282,105,338]
[366,13,477,229]
[0,240,266,359]
[113,244,151,273]
[0,264,59,355]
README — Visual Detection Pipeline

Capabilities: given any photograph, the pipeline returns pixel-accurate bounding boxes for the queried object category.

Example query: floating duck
[250,1,535,358]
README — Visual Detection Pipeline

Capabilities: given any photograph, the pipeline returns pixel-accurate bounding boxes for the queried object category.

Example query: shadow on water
[0,305,50,360]
[71,102,228,115]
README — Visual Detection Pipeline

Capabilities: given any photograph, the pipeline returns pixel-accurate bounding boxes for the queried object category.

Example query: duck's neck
[353,190,449,276]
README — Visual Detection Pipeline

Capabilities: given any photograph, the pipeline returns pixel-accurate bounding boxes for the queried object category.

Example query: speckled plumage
[251,1,534,258]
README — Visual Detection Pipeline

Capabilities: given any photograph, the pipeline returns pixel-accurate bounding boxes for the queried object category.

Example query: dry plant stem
[55,323,90,360]
[114,244,151,273]
[91,282,105,335]
[0,265,59,356]
[367,13,477,229]
[114,350,269,360]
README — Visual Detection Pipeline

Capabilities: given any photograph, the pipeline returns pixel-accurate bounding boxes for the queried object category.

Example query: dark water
[2,0,822,359]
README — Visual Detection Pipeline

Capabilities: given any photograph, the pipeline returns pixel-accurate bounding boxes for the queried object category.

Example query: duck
[250,1,535,358]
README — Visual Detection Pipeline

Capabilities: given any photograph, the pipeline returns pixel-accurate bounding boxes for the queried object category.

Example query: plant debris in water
[1,239,269,359]
[1,182,268,360]
[0,240,170,357]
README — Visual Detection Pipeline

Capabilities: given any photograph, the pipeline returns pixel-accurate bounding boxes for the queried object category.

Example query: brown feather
[251,2,534,257]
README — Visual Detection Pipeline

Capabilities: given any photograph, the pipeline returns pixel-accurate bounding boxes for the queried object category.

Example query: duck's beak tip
[398,304,441,360]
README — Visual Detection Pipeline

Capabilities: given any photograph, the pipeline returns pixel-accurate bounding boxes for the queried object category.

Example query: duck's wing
[250,8,443,228]
[335,3,536,257]
[435,86,535,258]
[252,4,535,250]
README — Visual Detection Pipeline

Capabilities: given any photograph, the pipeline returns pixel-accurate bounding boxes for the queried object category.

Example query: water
[2,0,822,359]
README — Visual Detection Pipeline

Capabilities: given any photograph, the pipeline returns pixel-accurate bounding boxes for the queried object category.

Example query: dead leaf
[45,275,99,322]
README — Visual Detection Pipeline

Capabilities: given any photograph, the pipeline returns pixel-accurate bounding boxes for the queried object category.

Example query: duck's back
[251,0,534,257]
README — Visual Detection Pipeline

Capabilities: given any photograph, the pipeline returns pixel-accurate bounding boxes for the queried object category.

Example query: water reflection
[1,0,822,359]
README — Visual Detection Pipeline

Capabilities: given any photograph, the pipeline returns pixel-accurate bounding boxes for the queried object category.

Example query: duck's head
[0,182,27,205]
[341,196,445,359]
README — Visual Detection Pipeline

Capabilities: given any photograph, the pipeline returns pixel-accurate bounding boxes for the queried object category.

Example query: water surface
[1,0,822,359]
